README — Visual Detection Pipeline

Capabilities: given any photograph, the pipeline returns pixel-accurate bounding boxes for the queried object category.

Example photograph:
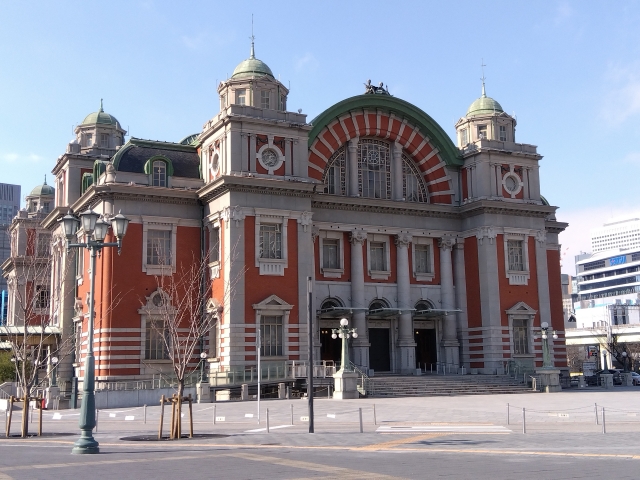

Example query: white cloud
[295,52,319,73]
[601,65,640,125]
[559,206,640,275]
[1,153,43,163]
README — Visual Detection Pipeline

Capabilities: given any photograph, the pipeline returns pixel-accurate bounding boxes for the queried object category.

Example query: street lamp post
[332,318,358,373]
[540,321,558,368]
[61,209,129,455]
[50,356,59,388]
[199,351,208,382]
[622,351,629,373]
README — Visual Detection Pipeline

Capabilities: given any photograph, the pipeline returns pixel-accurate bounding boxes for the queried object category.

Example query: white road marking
[244,425,294,433]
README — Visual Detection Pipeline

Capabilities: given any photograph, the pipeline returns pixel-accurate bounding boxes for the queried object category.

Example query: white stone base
[621,372,634,386]
[536,368,561,393]
[332,370,359,400]
[196,383,211,403]
[600,373,614,389]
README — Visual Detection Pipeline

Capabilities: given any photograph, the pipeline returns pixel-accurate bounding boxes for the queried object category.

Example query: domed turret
[26,176,55,215]
[81,99,121,127]
[232,43,274,79]
[466,84,504,117]
[71,100,126,154]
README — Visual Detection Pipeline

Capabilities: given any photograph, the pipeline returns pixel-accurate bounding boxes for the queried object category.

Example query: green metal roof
[231,42,274,79]
[466,84,504,117]
[309,94,462,167]
[81,99,121,127]
[29,177,55,196]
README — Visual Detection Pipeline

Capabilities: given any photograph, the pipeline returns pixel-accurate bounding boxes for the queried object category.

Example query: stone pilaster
[453,241,468,369]
[395,233,416,374]
[350,229,369,369]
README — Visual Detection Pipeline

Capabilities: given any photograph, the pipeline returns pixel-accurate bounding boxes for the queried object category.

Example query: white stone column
[285,139,292,176]
[347,138,359,197]
[249,134,256,172]
[523,168,530,200]
[489,163,497,198]
[439,236,459,369]
[453,241,468,369]
[392,142,403,201]
[395,233,416,374]
[350,229,369,369]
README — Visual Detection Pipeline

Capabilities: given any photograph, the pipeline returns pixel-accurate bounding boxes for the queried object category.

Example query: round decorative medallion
[367,149,380,166]
[503,172,522,196]
[152,294,164,307]
[261,149,279,168]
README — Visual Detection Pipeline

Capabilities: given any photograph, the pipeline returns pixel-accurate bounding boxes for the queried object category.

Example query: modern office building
[0,183,20,324]
[3,43,568,392]
[591,217,640,253]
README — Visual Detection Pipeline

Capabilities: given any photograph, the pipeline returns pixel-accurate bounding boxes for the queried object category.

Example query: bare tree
[1,231,74,437]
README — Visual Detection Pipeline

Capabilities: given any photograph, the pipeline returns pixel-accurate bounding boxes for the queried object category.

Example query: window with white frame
[370,242,386,271]
[319,231,344,277]
[145,319,170,360]
[412,237,435,281]
[512,318,529,355]
[235,89,246,105]
[152,161,167,187]
[499,125,507,141]
[503,234,530,285]
[402,155,428,203]
[507,240,525,271]
[259,224,282,259]
[84,133,93,147]
[323,146,346,195]
[210,226,220,263]
[147,230,172,266]
[477,125,487,139]
[261,90,270,109]
[322,239,340,269]
[260,315,283,356]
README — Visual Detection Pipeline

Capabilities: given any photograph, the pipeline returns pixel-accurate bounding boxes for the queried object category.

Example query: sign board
[300,416,309,422]
[245,413,254,418]
[215,416,226,422]
[610,255,627,266]
[583,361,596,376]
[125,416,135,421]
[327,414,336,418]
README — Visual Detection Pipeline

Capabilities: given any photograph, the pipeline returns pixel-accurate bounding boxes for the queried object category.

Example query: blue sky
[1,1,639,273]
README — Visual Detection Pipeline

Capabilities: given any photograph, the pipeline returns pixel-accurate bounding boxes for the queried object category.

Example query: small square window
[235,89,246,106]
[370,242,386,271]
[261,90,270,109]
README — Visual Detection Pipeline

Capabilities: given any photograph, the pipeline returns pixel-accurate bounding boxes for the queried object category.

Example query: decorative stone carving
[221,206,246,228]
[311,226,320,243]
[438,236,456,251]
[394,233,412,248]
[364,79,391,95]
[476,226,497,245]
[105,163,116,183]
[297,211,313,232]
[535,229,547,245]
[350,229,367,245]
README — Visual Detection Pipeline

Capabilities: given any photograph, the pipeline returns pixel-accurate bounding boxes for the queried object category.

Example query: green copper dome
[30,177,55,196]
[466,84,503,117]
[81,99,121,126]
[231,42,274,79]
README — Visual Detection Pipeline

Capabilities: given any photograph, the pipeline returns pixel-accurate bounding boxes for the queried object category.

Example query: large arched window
[402,154,428,203]
[358,139,391,199]
[152,160,167,187]
[323,146,346,195]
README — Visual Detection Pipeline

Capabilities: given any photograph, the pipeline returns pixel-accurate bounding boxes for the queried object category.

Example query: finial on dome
[480,59,487,97]
[100,98,104,112]
[249,14,255,59]
[44,175,47,185]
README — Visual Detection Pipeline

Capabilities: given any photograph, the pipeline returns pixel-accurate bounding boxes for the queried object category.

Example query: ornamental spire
[99,98,104,112]
[249,14,255,59]
[480,58,487,97]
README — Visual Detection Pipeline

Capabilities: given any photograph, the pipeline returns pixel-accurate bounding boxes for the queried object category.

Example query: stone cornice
[460,199,557,219]
[197,175,316,203]
[545,219,569,234]
[51,152,105,175]
[312,195,458,219]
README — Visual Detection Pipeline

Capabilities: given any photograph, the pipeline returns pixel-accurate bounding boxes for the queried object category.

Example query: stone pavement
[1,388,640,479]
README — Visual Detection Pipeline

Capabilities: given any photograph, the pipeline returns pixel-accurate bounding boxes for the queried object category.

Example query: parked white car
[631,372,640,386]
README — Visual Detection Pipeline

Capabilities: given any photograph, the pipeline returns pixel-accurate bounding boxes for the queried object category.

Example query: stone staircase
[363,374,536,398]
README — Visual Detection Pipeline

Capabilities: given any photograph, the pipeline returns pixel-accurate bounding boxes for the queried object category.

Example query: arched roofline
[309,94,462,167]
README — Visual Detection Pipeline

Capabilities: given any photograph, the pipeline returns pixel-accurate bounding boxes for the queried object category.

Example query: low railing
[350,362,370,396]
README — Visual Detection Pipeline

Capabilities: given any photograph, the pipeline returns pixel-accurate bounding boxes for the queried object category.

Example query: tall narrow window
[370,242,386,271]
[279,95,286,111]
[35,286,50,309]
[100,133,109,148]
[507,240,524,271]
[220,94,227,109]
[322,239,340,269]
[512,319,528,354]
[499,125,507,141]
[259,224,282,259]
[414,244,432,273]
[261,90,270,109]
[147,229,172,266]
[402,156,428,203]
[235,89,246,105]
[260,315,283,356]
[84,133,93,147]
[211,226,220,262]
[477,125,487,139]
[152,161,167,187]
[358,139,391,199]
[36,234,51,256]
[323,147,346,195]
[460,128,468,146]
[145,319,169,360]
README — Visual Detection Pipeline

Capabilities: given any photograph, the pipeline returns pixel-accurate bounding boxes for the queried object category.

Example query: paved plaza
[2,388,640,479]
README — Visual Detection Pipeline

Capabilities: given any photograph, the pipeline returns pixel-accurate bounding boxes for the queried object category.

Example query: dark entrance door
[414,328,437,369]
[369,328,391,372]
[320,328,341,363]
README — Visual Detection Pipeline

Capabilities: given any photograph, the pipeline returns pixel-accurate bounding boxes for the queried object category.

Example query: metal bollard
[602,407,606,434]
[95,409,99,433]
[359,408,363,433]
[595,403,599,425]
[507,403,510,425]
[30,405,33,424]
[522,408,526,434]
[144,405,147,424]
[373,404,377,425]
[213,404,217,425]
[290,404,293,426]
[266,408,270,433]
[328,386,331,399]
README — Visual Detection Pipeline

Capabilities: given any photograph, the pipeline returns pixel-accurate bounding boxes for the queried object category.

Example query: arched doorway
[414,300,438,370]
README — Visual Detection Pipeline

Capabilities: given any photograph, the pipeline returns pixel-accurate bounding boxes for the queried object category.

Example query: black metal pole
[307,276,314,433]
